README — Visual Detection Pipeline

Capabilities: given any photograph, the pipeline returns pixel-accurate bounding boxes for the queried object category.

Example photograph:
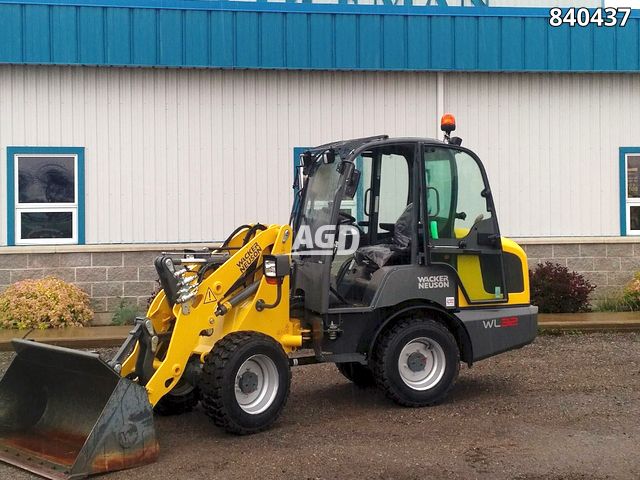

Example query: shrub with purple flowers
[529,262,596,313]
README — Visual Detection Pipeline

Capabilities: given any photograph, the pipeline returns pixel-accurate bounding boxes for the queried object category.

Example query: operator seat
[354,203,413,269]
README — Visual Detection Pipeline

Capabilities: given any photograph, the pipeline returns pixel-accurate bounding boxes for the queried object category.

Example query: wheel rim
[234,354,279,415]
[397,337,446,391]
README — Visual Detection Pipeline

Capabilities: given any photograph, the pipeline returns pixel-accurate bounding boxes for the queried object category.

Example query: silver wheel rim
[234,354,279,415]
[398,337,446,391]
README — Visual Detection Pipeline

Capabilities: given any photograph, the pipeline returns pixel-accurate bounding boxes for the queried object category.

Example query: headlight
[263,257,277,278]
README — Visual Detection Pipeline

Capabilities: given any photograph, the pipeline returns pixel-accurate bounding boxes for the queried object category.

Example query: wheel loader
[0,115,537,479]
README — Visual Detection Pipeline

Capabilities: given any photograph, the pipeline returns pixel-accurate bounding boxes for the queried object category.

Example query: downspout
[436,71,445,137]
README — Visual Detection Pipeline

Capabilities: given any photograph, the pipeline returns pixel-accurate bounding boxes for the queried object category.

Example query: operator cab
[292,117,520,314]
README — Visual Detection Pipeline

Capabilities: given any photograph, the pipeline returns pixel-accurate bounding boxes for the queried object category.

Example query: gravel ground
[0,333,639,480]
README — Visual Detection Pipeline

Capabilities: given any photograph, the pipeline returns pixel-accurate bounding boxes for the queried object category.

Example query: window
[377,153,410,230]
[425,147,505,302]
[621,148,640,236]
[7,147,85,245]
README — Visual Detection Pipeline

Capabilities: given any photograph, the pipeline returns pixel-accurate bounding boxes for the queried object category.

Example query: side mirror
[294,165,305,192]
[301,152,313,174]
[338,161,360,198]
[324,149,336,164]
[345,169,361,198]
[263,254,290,283]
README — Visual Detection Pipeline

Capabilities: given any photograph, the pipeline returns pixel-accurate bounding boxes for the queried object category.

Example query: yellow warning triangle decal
[204,288,216,304]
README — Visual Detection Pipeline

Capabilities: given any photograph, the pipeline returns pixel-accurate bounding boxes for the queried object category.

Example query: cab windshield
[295,154,343,254]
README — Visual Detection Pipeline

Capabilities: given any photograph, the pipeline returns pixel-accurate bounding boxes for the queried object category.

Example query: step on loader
[0,115,537,478]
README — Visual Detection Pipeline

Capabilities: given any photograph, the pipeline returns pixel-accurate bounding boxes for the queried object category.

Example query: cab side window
[424,148,494,241]
[424,149,455,239]
[377,153,410,243]
[424,147,505,302]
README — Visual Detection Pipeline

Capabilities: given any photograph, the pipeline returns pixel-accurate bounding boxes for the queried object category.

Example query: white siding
[0,66,439,245]
[0,65,637,244]
[444,72,640,237]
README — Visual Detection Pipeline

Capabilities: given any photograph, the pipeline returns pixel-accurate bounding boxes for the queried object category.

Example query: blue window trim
[619,147,640,236]
[6,146,85,246]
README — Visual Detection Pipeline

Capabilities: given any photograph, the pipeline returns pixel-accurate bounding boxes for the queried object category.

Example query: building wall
[5,3,635,73]
[522,240,639,300]
[0,239,635,324]
[445,72,640,237]
[0,64,441,244]
[1,65,638,245]
[0,249,161,324]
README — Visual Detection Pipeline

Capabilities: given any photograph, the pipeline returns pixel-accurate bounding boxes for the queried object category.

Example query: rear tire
[336,362,376,388]
[200,332,291,435]
[374,316,459,407]
[154,380,200,416]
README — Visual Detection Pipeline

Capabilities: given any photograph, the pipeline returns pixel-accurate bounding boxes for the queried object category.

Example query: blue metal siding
[0,1,639,72]
[79,7,105,64]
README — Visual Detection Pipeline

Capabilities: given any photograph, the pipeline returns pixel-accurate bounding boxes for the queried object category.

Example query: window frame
[620,147,640,236]
[7,147,85,246]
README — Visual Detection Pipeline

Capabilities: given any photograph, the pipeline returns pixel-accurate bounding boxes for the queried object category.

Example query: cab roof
[307,135,446,158]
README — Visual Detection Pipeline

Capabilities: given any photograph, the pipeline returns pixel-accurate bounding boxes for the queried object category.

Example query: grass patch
[594,294,638,313]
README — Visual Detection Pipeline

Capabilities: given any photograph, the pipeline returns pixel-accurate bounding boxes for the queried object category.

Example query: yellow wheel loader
[0,116,537,479]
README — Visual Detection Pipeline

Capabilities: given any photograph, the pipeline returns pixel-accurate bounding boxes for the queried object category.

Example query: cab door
[422,144,507,305]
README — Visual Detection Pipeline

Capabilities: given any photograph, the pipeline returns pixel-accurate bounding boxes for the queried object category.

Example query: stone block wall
[0,240,638,325]
[0,250,162,325]
[521,242,639,301]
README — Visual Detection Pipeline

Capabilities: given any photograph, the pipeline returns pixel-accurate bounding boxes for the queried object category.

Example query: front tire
[374,317,459,407]
[200,332,291,435]
[154,379,200,416]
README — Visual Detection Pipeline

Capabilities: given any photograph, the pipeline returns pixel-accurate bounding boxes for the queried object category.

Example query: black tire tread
[336,362,376,388]
[373,316,460,407]
[154,386,200,416]
[200,331,291,435]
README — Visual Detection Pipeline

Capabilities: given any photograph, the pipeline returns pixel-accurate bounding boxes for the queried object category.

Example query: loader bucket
[0,339,158,479]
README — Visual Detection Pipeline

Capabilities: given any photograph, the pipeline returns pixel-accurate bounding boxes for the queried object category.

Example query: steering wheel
[338,211,356,224]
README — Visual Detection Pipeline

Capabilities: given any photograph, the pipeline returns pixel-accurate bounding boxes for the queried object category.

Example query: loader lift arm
[119,223,302,407]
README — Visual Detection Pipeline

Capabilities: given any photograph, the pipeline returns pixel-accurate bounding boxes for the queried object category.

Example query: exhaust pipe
[0,340,158,479]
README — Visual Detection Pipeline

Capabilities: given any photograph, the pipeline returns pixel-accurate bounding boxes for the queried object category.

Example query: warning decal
[204,288,216,304]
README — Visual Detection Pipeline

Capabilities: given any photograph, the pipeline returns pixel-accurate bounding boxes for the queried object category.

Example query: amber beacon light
[440,113,456,134]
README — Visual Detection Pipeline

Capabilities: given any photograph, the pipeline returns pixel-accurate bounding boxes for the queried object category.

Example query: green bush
[111,299,140,326]
[529,262,596,313]
[0,276,93,329]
